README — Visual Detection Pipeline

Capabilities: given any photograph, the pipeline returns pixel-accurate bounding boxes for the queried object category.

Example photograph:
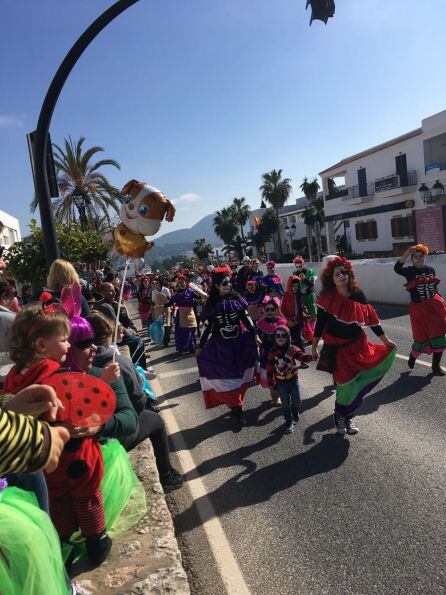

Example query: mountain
[145,213,221,261]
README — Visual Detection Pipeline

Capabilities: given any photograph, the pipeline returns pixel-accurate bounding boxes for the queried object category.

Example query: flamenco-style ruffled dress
[315,290,396,417]
[394,261,446,357]
[197,297,258,409]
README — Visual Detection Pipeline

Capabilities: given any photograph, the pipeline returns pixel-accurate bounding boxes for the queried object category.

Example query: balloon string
[112,258,130,364]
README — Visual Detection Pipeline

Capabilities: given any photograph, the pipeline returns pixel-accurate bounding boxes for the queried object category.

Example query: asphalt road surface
[147,303,446,595]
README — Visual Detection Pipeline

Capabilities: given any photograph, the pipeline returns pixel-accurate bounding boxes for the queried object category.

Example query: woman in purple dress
[195,268,260,424]
[164,275,198,353]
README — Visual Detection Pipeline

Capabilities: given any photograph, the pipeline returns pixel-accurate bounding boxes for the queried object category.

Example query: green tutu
[0,487,69,595]
[66,439,147,561]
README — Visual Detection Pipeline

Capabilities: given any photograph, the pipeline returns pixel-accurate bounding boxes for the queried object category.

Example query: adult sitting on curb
[0,281,16,361]
[86,311,182,493]
[95,282,153,377]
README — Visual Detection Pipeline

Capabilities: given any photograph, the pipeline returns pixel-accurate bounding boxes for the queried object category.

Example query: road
[147,303,446,595]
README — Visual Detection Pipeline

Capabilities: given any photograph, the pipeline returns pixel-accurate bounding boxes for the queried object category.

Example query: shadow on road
[174,434,350,535]
[358,371,433,417]
[301,384,334,414]
[302,371,433,444]
[159,380,201,403]
[373,304,408,320]
[150,351,194,366]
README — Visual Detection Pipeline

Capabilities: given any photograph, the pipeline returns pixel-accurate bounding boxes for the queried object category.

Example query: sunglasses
[275,333,288,339]
[220,280,231,287]
[334,269,348,278]
[265,307,276,312]
[73,338,95,350]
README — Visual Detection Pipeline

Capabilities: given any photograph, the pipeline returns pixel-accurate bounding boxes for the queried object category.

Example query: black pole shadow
[174,434,350,536]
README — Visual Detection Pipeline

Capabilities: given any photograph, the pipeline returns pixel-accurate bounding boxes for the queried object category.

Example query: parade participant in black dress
[394,244,446,375]
[195,268,260,424]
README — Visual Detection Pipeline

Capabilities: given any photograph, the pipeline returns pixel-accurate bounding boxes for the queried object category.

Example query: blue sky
[1,0,446,239]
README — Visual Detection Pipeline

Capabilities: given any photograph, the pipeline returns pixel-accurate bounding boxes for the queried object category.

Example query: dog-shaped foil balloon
[112,179,176,259]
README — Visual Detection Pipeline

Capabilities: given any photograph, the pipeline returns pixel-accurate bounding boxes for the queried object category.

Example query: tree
[223,235,252,261]
[5,219,111,289]
[231,197,251,244]
[213,207,239,246]
[300,176,323,261]
[193,238,213,261]
[31,137,121,227]
[251,209,278,257]
[259,169,292,260]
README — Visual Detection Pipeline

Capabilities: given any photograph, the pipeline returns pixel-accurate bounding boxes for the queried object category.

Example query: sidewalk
[74,299,189,594]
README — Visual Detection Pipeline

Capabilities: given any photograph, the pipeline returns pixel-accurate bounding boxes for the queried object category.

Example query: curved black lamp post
[33,0,140,265]
[33,0,334,265]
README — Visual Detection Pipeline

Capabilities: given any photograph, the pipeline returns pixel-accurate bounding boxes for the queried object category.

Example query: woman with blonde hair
[45,258,90,317]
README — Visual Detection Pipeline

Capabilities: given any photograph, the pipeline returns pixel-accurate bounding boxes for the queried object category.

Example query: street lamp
[72,187,88,231]
[432,180,445,197]
[419,183,432,206]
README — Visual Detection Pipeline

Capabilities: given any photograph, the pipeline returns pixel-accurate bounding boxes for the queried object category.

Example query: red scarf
[2,359,60,395]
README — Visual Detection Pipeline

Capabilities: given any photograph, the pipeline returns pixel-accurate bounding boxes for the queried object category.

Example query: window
[391,214,414,239]
[355,220,378,241]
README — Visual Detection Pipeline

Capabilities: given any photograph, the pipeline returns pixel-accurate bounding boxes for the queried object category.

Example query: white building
[319,109,446,257]
[248,196,312,258]
[0,210,21,252]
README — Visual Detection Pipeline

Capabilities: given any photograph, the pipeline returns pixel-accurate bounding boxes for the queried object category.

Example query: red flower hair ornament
[323,257,353,277]
[293,256,305,265]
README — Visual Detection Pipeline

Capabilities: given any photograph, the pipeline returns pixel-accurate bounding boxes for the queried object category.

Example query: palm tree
[223,235,252,261]
[213,207,239,246]
[300,176,322,261]
[232,197,251,243]
[31,137,121,226]
[193,238,213,262]
[259,169,292,260]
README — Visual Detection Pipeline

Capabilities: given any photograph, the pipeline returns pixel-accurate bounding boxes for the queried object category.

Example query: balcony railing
[326,186,348,200]
[375,170,417,193]
[348,182,375,199]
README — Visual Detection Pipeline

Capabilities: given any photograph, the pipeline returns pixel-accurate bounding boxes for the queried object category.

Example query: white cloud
[173,192,201,205]
[0,115,24,128]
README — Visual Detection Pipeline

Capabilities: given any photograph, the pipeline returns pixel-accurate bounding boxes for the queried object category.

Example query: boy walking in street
[266,325,312,433]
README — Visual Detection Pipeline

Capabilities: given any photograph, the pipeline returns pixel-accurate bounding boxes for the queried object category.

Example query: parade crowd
[0,243,445,593]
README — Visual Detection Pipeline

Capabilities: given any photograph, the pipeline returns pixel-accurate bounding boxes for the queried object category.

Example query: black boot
[408,354,416,369]
[163,326,171,347]
[85,532,112,567]
[432,352,445,376]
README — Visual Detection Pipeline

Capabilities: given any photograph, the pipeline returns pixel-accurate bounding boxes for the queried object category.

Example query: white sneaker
[345,417,359,435]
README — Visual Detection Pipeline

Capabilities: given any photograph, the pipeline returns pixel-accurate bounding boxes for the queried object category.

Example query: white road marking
[151,375,251,595]
[395,354,432,368]
[159,366,198,379]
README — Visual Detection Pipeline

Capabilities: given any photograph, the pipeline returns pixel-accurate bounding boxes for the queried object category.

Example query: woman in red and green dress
[312,257,397,435]
[394,244,446,376]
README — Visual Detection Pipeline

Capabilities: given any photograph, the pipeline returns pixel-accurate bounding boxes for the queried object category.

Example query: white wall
[0,210,21,250]
[273,255,446,306]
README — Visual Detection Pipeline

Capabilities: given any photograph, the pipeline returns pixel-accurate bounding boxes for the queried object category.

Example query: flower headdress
[262,296,280,308]
[414,243,429,255]
[293,256,305,265]
[323,256,353,277]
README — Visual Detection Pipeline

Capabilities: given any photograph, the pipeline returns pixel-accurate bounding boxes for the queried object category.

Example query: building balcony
[326,186,348,200]
[347,182,375,200]
[375,170,417,193]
